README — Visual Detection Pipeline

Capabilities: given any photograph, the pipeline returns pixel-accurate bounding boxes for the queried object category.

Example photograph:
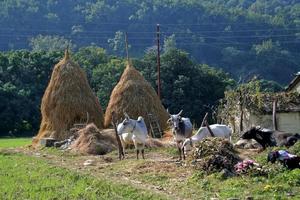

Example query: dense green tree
[0,50,62,136]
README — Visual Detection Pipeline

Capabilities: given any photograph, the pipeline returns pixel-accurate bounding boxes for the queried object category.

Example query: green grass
[1,138,300,199]
[0,153,168,200]
[0,138,32,148]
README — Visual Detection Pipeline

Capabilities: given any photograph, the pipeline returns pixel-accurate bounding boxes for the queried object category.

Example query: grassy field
[0,153,167,200]
[0,138,300,200]
[0,138,32,148]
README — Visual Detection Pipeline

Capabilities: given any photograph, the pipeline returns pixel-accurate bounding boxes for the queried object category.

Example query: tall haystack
[33,50,104,146]
[104,64,169,131]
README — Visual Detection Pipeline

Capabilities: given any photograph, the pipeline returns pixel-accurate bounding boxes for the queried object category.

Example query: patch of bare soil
[237,148,263,160]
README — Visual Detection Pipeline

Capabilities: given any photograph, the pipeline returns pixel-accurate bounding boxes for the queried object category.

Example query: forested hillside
[1,0,300,84]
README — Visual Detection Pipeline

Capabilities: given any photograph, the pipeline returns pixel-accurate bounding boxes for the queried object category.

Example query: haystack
[33,50,104,146]
[104,64,169,131]
[70,123,117,155]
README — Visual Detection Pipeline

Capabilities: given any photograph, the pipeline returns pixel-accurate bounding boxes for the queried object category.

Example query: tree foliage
[0,47,234,135]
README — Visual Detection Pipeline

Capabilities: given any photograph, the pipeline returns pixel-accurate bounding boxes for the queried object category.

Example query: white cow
[117,114,148,159]
[182,124,232,149]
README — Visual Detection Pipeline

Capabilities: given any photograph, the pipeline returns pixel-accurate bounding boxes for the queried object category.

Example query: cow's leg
[120,137,126,159]
[177,141,182,160]
[141,149,145,159]
[182,145,186,160]
[136,149,139,159]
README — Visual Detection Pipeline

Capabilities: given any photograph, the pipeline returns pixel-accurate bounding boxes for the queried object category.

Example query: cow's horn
[177,110,183,116]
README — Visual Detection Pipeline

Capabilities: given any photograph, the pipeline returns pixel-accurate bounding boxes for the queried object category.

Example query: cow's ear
[167,108,172,118]
[124,112,130,120]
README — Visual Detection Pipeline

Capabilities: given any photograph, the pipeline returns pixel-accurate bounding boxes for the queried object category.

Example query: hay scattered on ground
[162,129,174,140]
[70,124,117,155]
[191,137,240,174]
[33,50,104,146]
[104,64,169,131]
[145,138,175,148]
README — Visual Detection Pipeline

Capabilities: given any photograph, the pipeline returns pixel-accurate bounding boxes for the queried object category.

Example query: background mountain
[0,0,299,135]
[0,0,299,84]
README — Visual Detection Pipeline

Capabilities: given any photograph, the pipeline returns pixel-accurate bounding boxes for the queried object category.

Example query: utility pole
[125,32,129,63]
[156,24,161,99]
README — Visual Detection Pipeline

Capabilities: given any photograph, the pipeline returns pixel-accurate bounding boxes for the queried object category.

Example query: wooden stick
[111,111,124,160]
[239,90,244,134]
[205,120,215,137]
[273,99,278,131]
[200,113,209,127]
[125,32,129,63]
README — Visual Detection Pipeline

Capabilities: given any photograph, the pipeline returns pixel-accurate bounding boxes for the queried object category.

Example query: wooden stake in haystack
[33,49,104,146]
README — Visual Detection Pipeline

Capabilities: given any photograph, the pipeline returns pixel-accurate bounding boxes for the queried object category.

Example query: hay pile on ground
[70,123,117,155]
[33,50,104,146]
[191,137,240,174]
[145,138,175,148]
[104,64,169,131]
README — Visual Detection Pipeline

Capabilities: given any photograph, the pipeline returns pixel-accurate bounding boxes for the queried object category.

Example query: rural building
[286,72,300,93]
[219,74,300,134]
[230,92,300,134]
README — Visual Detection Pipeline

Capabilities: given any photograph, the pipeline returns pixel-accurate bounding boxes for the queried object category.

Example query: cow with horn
[167,110,193,160]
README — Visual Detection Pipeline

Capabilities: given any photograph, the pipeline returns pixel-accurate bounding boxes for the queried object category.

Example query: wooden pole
[200,113,209,127]
[125,32,129,63]
[239,90,244,134]
[205,120,215,137]
[111,111,124,160]
[273,99,278,131]
[156,24,161,99]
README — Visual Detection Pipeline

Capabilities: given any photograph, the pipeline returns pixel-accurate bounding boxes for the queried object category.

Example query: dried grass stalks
[145,138,175,148]
[70,123,117,155]
[33,50,104,146]
[70,125,172,155]
[192,137,240,173]
[104,64,169,131]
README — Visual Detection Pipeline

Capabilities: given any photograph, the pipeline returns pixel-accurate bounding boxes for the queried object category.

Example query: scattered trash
[267,150,300,169]
[234,159,269,176]
[83,159,95,166]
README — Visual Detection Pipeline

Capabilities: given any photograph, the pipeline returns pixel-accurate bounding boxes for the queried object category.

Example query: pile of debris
[69,123,117,155]
[191,137,241,174]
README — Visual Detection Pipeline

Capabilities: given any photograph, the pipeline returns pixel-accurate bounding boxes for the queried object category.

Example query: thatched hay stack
[33,50,104,146]
[70,123,117,155]
[104,64,169,131]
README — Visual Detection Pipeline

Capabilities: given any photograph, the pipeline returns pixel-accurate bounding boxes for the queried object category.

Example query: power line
[1,33,299,40]
[1,27,300,34]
